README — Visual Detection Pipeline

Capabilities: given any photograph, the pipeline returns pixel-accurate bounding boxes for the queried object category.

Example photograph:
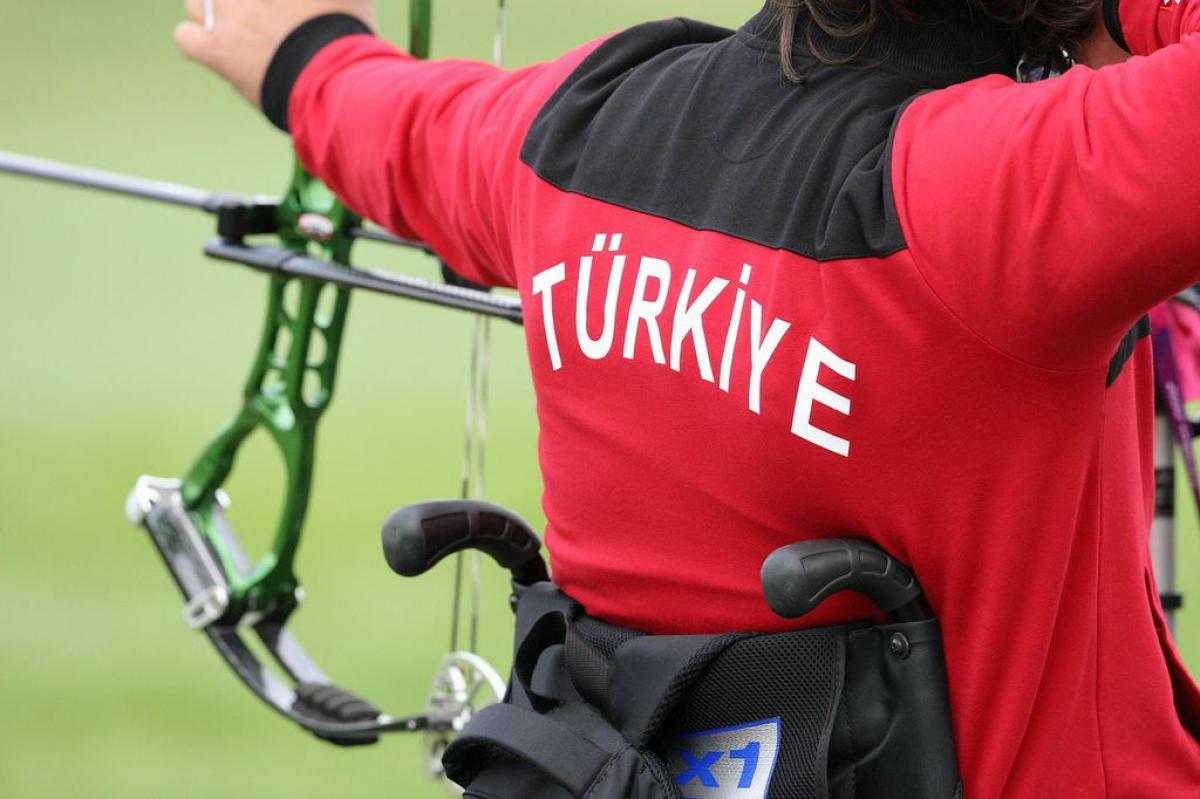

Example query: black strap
[529,643,580,703]
[565,621,612,714]
[513,612,569,712]
[443,703,612,795]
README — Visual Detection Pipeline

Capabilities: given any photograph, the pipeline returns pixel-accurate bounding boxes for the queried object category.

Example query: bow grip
[761,538,923,620]
[381,500,549,587]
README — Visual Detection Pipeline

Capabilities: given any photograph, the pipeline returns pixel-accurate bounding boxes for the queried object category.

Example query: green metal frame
[179,2,433,624]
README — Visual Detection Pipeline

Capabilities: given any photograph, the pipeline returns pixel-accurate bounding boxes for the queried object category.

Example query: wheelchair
[383,500,962,799]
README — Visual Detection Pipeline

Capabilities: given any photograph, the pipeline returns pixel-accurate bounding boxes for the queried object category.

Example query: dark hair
[772,0,1098,79]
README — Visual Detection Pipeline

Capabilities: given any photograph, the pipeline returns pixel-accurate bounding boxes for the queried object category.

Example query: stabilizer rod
[0,149,421,250]
[0,150,524,322]
[0,149,222,209]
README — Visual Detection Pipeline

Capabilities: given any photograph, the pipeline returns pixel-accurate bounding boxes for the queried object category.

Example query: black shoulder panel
[520,19,931,262]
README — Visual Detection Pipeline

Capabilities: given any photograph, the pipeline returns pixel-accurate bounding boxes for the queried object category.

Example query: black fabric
[514,611,571,712]
[610,633,752,746]
[444,586,683,799]
[655,627,846,799]
[1102,0,1132,54]
[464,760,575,799]
[520,4,1017,261]
[261,13,373,132]
[565,620,616,713]
[1106,314,1150,387]
[448,583,961,798]
[507,583,584,709]
[529,643,578,703]
[462,733,674,799]
[446,703,612,794]
[572,611,645,656]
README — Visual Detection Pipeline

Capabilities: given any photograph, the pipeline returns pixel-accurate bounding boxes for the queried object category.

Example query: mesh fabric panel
[572,613,645,657]
[656,628,844,799]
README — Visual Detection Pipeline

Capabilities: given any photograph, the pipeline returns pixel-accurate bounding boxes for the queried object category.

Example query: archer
[175,0,1200,796]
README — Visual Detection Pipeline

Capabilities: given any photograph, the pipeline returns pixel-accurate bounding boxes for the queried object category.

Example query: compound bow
[0,0,536,791]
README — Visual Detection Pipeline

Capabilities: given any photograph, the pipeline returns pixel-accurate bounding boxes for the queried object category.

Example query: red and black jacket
[265,2,1200,795]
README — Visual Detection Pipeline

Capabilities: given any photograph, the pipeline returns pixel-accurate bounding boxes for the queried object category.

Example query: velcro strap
[443,703,612,795]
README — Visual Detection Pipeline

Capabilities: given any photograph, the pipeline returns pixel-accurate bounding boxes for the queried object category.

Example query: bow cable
[449,0,508,658]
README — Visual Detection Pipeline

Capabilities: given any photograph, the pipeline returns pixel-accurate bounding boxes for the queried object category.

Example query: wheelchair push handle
[381,500,550,587]
[761,538,930,622]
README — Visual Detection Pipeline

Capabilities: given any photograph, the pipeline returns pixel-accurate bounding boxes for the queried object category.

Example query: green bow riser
[181,1,434,625]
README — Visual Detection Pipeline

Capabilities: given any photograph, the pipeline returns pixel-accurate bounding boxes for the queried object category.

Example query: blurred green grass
[0,2,1195,797]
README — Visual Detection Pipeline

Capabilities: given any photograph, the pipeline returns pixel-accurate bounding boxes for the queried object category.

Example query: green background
[0,2,1195,796]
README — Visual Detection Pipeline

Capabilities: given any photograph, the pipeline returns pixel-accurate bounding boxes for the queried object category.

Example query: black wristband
[261,13,373,133]
[1102,0,1131,54]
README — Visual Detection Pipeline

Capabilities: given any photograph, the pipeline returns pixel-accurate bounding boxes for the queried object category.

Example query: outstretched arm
[893,0,1200,372]
[173,0,603,288]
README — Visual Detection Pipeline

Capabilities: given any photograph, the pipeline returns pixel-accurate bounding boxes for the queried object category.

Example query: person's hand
[175,0,376,108]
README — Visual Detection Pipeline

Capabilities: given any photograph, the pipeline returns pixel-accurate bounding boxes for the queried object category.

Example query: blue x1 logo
[664,717,781,799]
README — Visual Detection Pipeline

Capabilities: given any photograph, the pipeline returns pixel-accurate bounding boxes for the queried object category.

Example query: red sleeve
[892,16,1200,371]
[1114,0,1200,54]
[288,36,605,288]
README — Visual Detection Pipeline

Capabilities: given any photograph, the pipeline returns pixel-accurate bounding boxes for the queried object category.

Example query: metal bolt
[297,212,335,241]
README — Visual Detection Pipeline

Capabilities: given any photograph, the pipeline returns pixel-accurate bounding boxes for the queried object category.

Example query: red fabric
[1119,0,1200,54]
[290,13,1200,799]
